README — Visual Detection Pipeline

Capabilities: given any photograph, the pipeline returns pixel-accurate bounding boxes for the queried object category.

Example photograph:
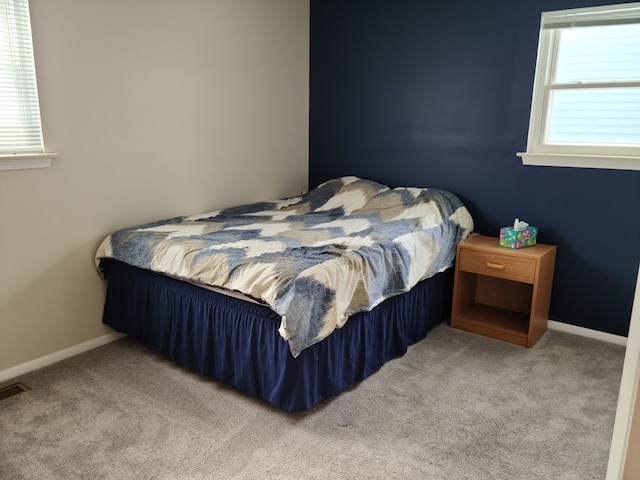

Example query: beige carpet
[0,324,625,479]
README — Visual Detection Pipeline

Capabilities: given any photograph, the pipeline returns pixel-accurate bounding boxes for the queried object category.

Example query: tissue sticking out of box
[513,218,529,231]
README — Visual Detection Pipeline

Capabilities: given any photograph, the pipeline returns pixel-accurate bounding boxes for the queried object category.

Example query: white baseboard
[0,322,627,384]
[548,320,627,347]
[0,332,126,384]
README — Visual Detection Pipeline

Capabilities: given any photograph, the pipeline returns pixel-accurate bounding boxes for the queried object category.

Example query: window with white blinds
[518,3,640,170]
[0,0,44,156]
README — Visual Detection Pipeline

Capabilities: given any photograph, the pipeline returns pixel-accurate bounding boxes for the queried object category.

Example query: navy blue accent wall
[309,0,640,336]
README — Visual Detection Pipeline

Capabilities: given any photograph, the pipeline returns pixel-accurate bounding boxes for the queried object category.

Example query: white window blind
[518,2,640,170]
[0,0,44,155]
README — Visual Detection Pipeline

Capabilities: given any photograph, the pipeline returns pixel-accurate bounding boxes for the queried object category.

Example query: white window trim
[517,152,640,170]
[0,153,56,171]
[1,0,56,171]
[518,2,640,171]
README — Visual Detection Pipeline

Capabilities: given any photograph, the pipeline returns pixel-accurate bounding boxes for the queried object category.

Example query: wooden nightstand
[451,235,556,347]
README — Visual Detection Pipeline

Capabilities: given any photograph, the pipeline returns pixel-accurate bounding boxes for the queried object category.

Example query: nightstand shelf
[451,235,556,347]
[454,304,529,344]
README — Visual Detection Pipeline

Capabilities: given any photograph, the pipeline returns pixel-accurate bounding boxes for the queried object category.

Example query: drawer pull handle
[485,261,505,270]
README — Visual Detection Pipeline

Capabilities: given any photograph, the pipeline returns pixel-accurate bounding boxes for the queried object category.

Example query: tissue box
[499,226,538,249]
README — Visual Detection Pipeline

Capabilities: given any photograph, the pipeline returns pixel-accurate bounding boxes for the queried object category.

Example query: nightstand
[451,235,556,347]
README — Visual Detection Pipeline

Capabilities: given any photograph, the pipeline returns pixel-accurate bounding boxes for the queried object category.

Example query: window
[518,2,640,170]
[0,0,54,170]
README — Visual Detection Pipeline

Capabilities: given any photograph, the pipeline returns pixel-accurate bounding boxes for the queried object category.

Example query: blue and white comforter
[95,176,474,356]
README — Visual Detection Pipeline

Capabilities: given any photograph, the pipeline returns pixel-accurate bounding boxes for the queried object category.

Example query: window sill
[517,152,640,171]
[0,153,57,171]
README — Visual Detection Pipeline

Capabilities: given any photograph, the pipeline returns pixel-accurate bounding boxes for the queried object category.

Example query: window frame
[518,2,640,171]
[0,0,55,171]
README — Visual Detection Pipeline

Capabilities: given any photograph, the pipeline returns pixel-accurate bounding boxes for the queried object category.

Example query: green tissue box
[499,226,538,249]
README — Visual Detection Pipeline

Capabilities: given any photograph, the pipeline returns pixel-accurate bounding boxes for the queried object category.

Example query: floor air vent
[0,383,30,401]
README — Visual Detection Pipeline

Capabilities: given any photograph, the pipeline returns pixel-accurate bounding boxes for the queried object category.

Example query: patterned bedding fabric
[95,176,474,357]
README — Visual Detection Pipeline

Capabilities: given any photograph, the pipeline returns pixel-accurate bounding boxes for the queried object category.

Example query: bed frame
[101,259,453,412]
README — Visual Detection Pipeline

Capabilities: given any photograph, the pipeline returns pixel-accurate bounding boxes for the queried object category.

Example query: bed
[95,176,474,411]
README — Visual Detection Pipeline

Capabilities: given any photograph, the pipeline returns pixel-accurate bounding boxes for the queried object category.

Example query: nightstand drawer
[458,249,536,283]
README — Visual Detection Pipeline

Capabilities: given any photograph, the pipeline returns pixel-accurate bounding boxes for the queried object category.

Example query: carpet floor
[0,324,625,479]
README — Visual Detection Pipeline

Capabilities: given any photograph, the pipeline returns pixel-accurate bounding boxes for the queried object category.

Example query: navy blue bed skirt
[101,260,452,411]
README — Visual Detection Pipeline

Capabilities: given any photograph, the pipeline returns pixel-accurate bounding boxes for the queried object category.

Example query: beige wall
[0,0,309,373]
[623,386,640,478]
[608,265,639,479]
[621,268,640,479]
